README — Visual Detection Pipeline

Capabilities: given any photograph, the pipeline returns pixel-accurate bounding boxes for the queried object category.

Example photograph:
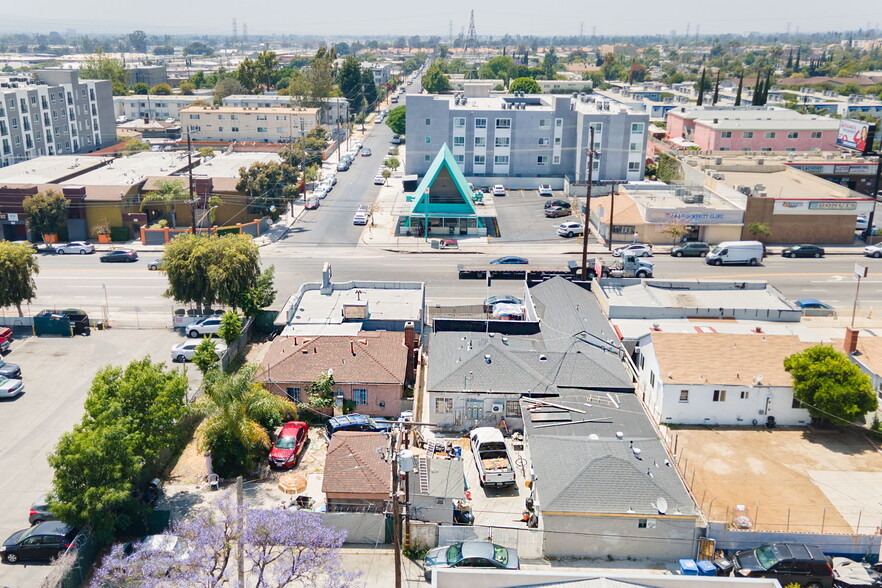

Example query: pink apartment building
[666,106,840,152]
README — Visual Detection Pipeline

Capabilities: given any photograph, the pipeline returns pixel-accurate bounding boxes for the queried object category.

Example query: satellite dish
[656,497,668,515]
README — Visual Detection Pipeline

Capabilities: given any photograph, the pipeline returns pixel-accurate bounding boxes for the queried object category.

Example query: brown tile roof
[322,432,390,496]
[834,335,882,377]
[257,331,407,385]
[592,191,644,225]
[650,332,814,387]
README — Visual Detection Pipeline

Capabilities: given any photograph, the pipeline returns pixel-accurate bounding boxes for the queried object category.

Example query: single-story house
[322,431,390,512]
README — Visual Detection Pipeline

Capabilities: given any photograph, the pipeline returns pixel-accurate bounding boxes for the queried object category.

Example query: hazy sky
[4,1,882,38]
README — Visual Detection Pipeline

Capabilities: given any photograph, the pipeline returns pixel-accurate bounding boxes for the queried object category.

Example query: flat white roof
[60,151,191,186]
[0,155,106,184]
[191,153,282,178]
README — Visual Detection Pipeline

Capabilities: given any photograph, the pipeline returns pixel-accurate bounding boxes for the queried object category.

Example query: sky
[3,1,882,38]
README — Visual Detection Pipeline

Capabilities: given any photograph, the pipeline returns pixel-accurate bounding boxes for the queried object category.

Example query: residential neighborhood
[2,9,882,588]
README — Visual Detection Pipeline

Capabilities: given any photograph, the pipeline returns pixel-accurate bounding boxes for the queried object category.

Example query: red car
[268,421,308,469]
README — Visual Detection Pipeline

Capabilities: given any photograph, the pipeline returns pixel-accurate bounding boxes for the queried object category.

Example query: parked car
[544,206,571,218]
[185,316,223,338]
[100,249,138,263]
[470,427,516,487]
[489,256,528,265]
[0,327,12,353]
[353,210,370,225]
[354,140,363,150]
[305,197,320,210]
[324,414,391,440]
[390,96,398,103]
[557,222,584,237]
[782,244,825,258]
[1,521,77,563]
[671,242,710,257]
[544,199,571,210]
[613,244,653,257]
[269,421,309,469]
[55,241,94,255]
[705,240,764,266]
[170,340,227,363]
[537,184,553,196]
[795,298,836,317]
[483,295,524,312]
[374,174,386,185]
[391,135,401,145]
[326,174,338,186]
[864,244,882,258]
[0,357,21,379]
[124,534,190,561]
[733,543,833,588]
[423,541,520,581]
[491,185,506,196]
[314,186,328,200]
[0,376,24,398]
[361,147,372,157]
[336,161,350,172]
[28,495,56,526]
[832,557,882,588]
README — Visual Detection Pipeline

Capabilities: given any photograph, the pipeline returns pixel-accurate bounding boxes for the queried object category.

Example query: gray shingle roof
[524,393,697,517]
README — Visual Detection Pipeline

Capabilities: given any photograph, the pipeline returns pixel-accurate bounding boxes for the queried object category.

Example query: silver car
[55,241,95,255]
[424,541,519,581]
[185,316,223,338]
[171,341,227,363]
[0,376,24,398]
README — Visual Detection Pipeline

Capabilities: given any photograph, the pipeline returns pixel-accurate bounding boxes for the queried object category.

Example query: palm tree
[140,179,188,228]
[190,364,297,477]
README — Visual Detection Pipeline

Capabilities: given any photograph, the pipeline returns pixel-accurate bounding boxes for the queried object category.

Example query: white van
[705,241,765,266]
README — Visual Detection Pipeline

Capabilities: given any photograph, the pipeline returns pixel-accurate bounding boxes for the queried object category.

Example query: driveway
[0,328,200,587]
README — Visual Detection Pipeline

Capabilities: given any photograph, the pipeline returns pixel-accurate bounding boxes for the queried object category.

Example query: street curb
[380,248,483,254]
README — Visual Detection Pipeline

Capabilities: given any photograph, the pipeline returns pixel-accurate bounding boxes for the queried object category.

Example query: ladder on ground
[425,439,439,457]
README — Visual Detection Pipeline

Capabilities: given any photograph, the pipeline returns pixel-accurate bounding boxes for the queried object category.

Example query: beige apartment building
[179,105,320,143]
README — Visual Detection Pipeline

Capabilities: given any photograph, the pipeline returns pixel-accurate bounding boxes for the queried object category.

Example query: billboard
[836,119,876,155]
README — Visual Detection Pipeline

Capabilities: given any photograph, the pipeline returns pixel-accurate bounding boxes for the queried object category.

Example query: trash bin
[713,557,734,576]
[696,560,717,576]
[678,559,699,576]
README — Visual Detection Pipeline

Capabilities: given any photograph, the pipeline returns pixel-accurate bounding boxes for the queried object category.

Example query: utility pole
[390,427,402,588]
[862,150,881,243]
[607,182,617,252]
[581,126,598,280]
[187,128,196,233]
[236,476,245,586]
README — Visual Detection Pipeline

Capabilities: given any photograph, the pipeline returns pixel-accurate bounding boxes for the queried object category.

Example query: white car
[374,175,386,185]
[314,186,328,200]
[557,222,584,237]
[864,244,882,258]
[353,211,370,225]
[354,141,364,150]
[0,375,24,398]
[613,244,653,257]
[171,341,227,363]
[855,215,879,233]
[325,174,337,186]
[185,316,223,338]
[492,185,506,196]
[538,184,553,196]
[55,241,95,255]
[115,115,128,124]
[147,258,162,270]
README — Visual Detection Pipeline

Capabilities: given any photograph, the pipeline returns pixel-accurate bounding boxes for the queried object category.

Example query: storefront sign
[788,163,876,175]
[7,213,18,222]
[809,201,857,210]
[645,207,743,225]
[774,199,874,215]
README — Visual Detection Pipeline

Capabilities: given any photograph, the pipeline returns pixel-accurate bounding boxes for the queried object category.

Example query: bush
[218,311,243,345]
[109,226,131,241]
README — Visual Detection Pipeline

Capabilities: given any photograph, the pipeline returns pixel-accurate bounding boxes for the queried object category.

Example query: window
[353,388,368,405]
[589,122,603,134]
[742,131,754,139]
[741,147,751,151]
[791,396,803,409]
[787,131,799,139]
[679,390,689,402]
[424,136,431,144]
[811,131,822,139]
[538,137,550,146]
[764,131,776,139]
[424,118,431,126]
[552,155,560,164]
[649,372,655,387]
[555,118,562,128]
[11,119,17,129]
[630,142,640,151]
[453,136,465,146]
[785,147,796,152]
[286,387,301,401]
[275,127,285,133]
[474,155,486,165]
[231,114,239,120]
[555,137,562,146]
[0,121,5,136]
[257,127,267,132]
[217,114,225,120]
[495,137,510,147]
[638,518,648,528]
[505,401,521,418]
[435,398,454,414]
[256,114,267,121]
[190,114,201,120]
[712,389,727,402]
[474,136,486,147]
[231,126,239,132]
[630,122,644,134]
[740,390,749,399]
[495,118,511,129]
[493,155,509,165]
[276,115,286,121]
[628,162,641,172]
[760,147,773,151]
[218,127,225,132]
[475,118,487,129]
[454,154,464,164]
[539,119,550,128]
[721,131,732,139]
[454,117,465,128]
[425,154,431,162]
[537,155,548,166]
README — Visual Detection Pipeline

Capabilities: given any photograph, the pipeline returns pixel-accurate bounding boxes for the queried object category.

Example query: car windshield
[492,545,509,565]
[710,246,723,255]
[0,376,8,386]
[754,545,779,570]
[447,543,463,565]
[275,436,297,449]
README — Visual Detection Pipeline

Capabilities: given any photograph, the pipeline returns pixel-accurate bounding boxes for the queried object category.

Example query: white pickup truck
[470,427,516,488]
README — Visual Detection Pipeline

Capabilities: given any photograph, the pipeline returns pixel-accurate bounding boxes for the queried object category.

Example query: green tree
[140,178,187,228]
[337,55,363,105]
[236,160,300,212]
[383,156,400,171]
[239,265,277,319]
[254,50,279,90]
[149,82,172,95]
[184,41,213,56]
[542,47,558,79]
[734,71,744,106]
[422,63,451,93]
[381,169,392,184]
[22,190,69,242]
[213,78,246,104]
[191,337,221,374]
[178,81,195,95]
[0,241,39,316]
[696,68,707,106]
[128,30,147,53]
[307,372,335,408]
[218,310,242,345]
[191,365,297,477]
[747,221,772,239]
[79,49,127,95]
[385,105,406,135]
[198,146,215,159]
[122,138,151,155]
[360,69,378,111]
[509,77,541,94]
[784,345,878,424]
[129,82,149,95]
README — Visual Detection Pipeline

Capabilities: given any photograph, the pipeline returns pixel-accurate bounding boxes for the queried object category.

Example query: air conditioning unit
[491,402,504,413]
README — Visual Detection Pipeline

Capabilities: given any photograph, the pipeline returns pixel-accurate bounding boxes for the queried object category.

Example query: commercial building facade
[0,70,116,168]
[179,105,319,143]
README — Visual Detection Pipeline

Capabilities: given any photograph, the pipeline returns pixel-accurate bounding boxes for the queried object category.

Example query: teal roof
[409,144,478,216]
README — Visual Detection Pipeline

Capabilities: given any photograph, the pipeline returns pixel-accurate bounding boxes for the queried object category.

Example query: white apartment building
[222,95,348,126]
[179,105,320,143]
[113,95,203,122]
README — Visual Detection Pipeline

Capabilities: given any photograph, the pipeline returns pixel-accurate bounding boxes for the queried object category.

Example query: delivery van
[705,241,765,266]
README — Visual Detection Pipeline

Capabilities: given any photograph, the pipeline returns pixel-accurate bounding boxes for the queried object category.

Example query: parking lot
[492,189,585,244]
[0,328,201,586]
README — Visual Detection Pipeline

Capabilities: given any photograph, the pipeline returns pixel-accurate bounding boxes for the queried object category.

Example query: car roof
[459,541,496,560]
[281,421,307,433]
[328,414,370,427]
[770,543,827,562]
[28,520,74,537]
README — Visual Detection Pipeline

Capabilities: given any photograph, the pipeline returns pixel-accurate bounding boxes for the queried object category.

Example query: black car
[28,494,56,525]
[734,543,833,588]
[544,199,571,210]
[0,357,21,379]
[781,244,825,258]
[671,242,710,257]
[100,249,139,263]
[1,521,77,563]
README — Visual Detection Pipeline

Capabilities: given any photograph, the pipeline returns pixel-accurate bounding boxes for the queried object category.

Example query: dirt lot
[672,426,882,534]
